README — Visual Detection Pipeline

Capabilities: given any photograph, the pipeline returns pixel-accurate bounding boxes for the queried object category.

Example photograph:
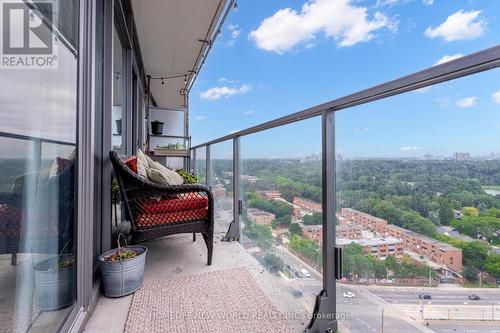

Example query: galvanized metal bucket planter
[99,234,147,297]
[34,255,75,311]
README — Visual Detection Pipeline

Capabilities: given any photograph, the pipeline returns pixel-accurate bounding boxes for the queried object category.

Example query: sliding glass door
[0,0,79,331]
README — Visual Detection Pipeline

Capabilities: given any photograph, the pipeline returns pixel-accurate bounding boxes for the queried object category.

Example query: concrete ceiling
[132,0,227,109]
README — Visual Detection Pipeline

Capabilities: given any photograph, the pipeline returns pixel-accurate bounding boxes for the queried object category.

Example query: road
[427,320,500,333]
[365,286,500,306]
[337,284,430,333]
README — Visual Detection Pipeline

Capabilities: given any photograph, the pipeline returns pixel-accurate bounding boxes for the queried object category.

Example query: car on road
[290,290,303,298]
[343,291,356,298]
[300,269,311,278]
[468,294,481,300]
[418,293,432,300]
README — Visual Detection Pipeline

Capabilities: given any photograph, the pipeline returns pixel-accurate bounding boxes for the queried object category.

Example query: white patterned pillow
[136,149,148,178]
[149,161,184,185]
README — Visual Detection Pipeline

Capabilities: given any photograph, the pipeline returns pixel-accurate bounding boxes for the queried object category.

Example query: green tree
[438,201,454,225]
[244,220,273,250]
[485,254,500,278]
[463,265,479,281]
[462,207,479,217]
[289,223,303,236]
[384,255,397,270]
[303,212,322,225]
[263,253,284,273]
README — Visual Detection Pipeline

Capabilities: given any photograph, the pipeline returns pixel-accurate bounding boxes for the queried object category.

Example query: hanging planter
[99,234,147,297]
[151,120,164,135]
[34,254,75,311]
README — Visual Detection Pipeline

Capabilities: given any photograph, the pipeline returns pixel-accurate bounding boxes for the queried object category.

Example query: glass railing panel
[41,142,76,170]
[0,137,34,192]
[335,68,500,333]
[209,140,233,234]
[240,117,323,330]
[194,146,207,185]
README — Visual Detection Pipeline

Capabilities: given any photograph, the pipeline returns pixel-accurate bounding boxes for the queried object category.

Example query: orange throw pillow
[124,156,138,174]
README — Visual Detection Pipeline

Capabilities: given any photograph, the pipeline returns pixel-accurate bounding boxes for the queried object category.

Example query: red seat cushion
[136,194,208,227]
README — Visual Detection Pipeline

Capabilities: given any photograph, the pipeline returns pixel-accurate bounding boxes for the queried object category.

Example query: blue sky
[189,0,500,158]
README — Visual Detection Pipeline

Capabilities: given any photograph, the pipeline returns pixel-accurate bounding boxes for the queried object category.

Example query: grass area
[463,280,499,288]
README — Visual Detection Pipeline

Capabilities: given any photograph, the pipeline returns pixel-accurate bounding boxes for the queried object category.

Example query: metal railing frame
[189,45,500,332]
[0,131,75,172]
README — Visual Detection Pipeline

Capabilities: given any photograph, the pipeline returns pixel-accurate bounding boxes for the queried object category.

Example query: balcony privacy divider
[189,44,500,333]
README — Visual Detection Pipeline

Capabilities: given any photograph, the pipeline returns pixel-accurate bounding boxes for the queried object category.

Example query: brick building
[337,237,404,259]
[212,184,227,199]
[336,223,363,239]
[246,208,275,226]
[262,191,282,200]
[338,208,388,234]
[301,224,323,246]
[388,225,462,272]
[293,197,322,214]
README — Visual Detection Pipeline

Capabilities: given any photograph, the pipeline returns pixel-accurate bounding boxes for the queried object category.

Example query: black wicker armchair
[109,151,214,265]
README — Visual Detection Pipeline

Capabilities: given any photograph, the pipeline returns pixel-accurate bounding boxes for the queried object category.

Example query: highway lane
[364,286,500,306]
[336,285,430,333]
[428,320,500,333]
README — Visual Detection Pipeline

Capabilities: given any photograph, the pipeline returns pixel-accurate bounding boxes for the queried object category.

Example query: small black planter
[151,121,164,135]
[115,119,122,134]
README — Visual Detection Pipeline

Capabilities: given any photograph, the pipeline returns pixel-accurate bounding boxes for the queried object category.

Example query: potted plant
[99,234,147,297]
[115,118,122,134]
[154,142,189,156]
[34,254,75,310]
[176,169,198,184]
[151,120,164,135]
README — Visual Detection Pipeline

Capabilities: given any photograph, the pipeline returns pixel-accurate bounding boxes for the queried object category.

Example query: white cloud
[424,10,485,41]
[422,0,433,5]
[194,115,206,120]
[376,0,401,7]
[353,127,369,132]
[434,53,463,66]
[400,146,420,152]
[226,24,241,47]
[249,0,397,54]
[492,89,500,105]
[218,77,237,83]
[199,84,251,100]
[456,97,477,108]
[244,110,255,115]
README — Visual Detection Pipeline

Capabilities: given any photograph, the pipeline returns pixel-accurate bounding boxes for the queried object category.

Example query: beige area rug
[124,267,294,333]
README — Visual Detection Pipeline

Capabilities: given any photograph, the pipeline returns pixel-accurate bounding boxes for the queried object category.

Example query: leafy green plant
[104,249,139,262]
[155,142,186,150]
[176,169,198,184]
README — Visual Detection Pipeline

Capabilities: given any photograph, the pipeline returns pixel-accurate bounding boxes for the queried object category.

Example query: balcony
[83,46,500,333]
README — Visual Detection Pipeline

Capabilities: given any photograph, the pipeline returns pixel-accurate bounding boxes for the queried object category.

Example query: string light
[149,70,198,86]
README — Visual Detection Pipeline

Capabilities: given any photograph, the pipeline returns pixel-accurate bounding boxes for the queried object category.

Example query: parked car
[418,293,432,300]
[291,290,303,298]
[300,268,311,278]
[468,294,481,301]
[343,291,356,298]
